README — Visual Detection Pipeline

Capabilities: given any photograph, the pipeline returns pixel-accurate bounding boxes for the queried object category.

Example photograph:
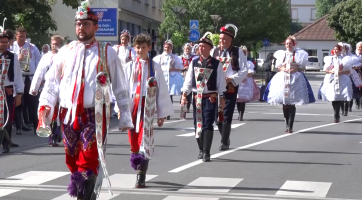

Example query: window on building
[152,0,155,7]
[306,49,317,56]
[145,0,149,5]
[311,8,317,20]
[292,8,298,21]
[159,0,162,9]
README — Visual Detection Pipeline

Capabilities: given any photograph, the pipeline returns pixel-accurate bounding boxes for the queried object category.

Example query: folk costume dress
[13,40,41,134]
[181,55,226,161]
[211,46,248,150]
[112,45,136,68]
[124,56,173,187]
[320,54,356,122]
[263,49,315,132]
[30,51,61,146]
[153,52,184,99]
[236,61,260,121]
[38,40,133,198]
[179,52,196,115]
[349,53,362,110]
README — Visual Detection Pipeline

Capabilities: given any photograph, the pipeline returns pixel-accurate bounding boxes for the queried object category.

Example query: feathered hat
[198,32,213,47]
[0,18,10,39]
[75,0,98,21]
[220,24,238,39]
[164,39,173,49]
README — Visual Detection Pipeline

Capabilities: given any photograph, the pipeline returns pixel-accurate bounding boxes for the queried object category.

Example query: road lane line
[169,117,362,173]
[176,124,245,137]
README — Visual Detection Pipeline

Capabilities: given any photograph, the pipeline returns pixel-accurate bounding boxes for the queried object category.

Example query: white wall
[258,40,337,67]
[291,0,316,24]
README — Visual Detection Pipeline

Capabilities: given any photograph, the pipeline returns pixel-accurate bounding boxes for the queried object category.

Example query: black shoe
[220,124,231,151]
[202,151,210,162]
[2,145,10,153]
[198,150,203,159]
[22,123,31,131]
[82,176,96,200]
[135,174,146,188]
[11,143,19,147]
[16,129,22,135]
[219,143,229,151]
[166,116,170,120]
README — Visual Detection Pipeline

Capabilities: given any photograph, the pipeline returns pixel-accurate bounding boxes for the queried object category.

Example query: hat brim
[220,31,234,39]
[198,40,213,47]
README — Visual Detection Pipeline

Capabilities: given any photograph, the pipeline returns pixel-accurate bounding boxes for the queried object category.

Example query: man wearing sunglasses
[37,1,133,199]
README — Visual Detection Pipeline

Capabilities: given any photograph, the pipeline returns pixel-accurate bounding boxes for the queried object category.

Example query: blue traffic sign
[189,20,199,30]
[262,38,270,47]
[189,30,200,42]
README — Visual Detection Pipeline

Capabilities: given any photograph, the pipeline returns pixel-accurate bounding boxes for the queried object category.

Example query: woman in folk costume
[124,34,173,187]
[179,43,196,116]
[263,36,315,133]
[351,42,362,109]
[41,44,50,57]
[181,32,226,162]
[318,49,335,100]
[320,43,356,123]
[37,0,134,198]
[113,29,136,68]
[345,43,362,112]
[153,40,184,119]
[236,46,260,121]
[211,24,248,151]
[192,44,200,56]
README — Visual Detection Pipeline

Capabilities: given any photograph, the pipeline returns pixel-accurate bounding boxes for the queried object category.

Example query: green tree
[315,0,347,19]
[290,21,303,35]
[160,0,291,54]
[327,0,362,45]
[0,0,57,48]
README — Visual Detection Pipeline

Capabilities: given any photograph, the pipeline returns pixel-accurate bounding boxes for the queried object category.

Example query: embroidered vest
[191,57,219,91]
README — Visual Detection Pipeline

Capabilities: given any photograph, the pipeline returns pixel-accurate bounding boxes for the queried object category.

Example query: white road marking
[164,196,219,200]
[179,177,243,193]
[0,189,20,198]
[169,118,362,173]
[176,124,245,137]
[0,171,70,185]
[105,174,158,189]
[276,180,332,197]
[52,192,121,200]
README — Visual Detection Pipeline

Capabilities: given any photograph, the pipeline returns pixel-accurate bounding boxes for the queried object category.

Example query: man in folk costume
[179,43,196,117]
[211,24,248,151]
[30,35,64,146]
[113,29,136,68]
[0,22,24,153]
[13,27,41,135]
[38,0,133,199]
[124,34,173,188]
[181,32,226,162]
[153,40,183,120]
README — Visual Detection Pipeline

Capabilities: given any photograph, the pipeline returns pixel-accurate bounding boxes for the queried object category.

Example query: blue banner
[90,8,117,36]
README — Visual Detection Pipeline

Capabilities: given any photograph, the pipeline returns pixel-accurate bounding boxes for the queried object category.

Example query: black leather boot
[203,130,213,162]
[217,123,223,136]
[196,131,203,159]
[219,123,231,151]
[22,122,31,131]
[237,102,245,121]
[340,102,345,116]
[283,105,290,132]
[80,175,96,200]
[344,101,348,116]
[2,130,11,153]
[287,106,296,133]
[15,112,23,135]
[136,159,149,188]
[333,101,341,123]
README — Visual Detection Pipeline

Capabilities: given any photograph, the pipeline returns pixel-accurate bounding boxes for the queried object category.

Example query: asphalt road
[1,72,362,200]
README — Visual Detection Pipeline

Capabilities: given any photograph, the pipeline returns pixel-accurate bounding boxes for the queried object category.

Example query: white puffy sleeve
[274,50,286,68]
[217,62,227,95]
[296,50,308,69]
[30,54,49,95]
[323,56,333,71]
[181,60,193,95]
[229,49,248,86]
[247,61,255,73]
[13,54,24,94]
[154,61,174,118]
[342,56,359,71]
[174,55,184,70]
[107,46,133,129]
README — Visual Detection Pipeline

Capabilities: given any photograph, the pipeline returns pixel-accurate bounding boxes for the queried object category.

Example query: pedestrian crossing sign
[190,20,199,30]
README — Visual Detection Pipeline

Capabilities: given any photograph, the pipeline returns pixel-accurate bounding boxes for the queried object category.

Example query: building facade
[291,0,317,26]
[50,0,165,47]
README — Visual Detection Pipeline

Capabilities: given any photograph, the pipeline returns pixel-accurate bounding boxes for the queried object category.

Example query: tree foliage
[0,0,57,48]
[315,0,347,19]
[160,0,291,50]
[211,34,220,46]
[171,31,187,48]
[327,0,362,45]
[290,21,303,35]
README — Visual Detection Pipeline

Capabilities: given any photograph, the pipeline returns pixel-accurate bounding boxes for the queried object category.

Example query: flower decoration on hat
[220,24,238,39]
[75,0,98,21]
[120,29,131,40]
[164,39,173,49]
[198,32,214,47]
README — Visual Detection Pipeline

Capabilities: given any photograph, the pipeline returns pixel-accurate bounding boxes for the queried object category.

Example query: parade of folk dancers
[1,0,362,199]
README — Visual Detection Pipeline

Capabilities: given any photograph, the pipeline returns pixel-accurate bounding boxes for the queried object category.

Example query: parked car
[305,56,321,71]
